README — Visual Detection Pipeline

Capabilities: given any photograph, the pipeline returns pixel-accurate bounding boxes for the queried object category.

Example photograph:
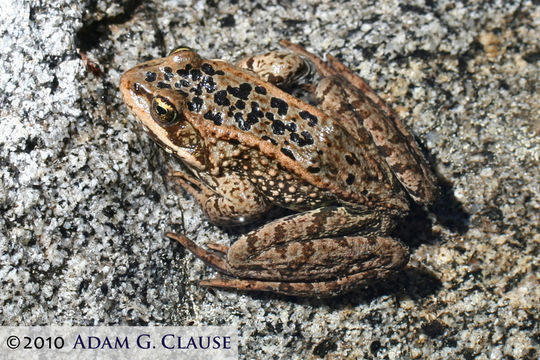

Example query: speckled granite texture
[1,0,538,358]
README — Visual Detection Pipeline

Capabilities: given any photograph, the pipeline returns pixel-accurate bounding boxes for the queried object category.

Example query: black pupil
[156,105,167,115]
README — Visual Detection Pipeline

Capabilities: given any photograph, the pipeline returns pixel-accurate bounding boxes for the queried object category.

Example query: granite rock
[0,0,538,358]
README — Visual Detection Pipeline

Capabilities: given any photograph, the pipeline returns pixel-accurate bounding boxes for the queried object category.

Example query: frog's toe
[166,232,232,275]
[206,243,229,254]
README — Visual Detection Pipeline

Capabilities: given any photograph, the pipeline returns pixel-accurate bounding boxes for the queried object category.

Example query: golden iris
[151,96,178,125]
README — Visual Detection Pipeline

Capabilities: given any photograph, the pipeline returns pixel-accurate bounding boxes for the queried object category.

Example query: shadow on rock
[430,177,470,235]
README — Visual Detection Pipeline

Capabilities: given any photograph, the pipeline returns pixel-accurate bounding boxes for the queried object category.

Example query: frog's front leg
[169,169,270,225]
[168,206,408,296]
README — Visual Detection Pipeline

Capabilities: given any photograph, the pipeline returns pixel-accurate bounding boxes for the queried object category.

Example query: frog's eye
[151,96,178,125]
[169,46,193,56]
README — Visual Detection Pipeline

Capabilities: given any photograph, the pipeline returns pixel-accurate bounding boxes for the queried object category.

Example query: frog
[119,40,438,297]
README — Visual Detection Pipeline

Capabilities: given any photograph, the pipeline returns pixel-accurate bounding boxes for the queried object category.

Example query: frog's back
[127,53,409,211]
[182,60,408,210]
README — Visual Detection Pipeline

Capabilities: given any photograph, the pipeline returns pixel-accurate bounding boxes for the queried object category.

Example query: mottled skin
[120,41,438,296]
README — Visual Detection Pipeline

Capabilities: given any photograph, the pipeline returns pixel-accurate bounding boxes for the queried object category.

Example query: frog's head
[120,48,207,169]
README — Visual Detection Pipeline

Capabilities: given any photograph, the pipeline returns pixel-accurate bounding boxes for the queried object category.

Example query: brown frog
[119,40,438,296]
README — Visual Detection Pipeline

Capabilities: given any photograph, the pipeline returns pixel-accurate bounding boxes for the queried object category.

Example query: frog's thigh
[227,234,408,282]
[229,206,390,254]
[226,206,403,279]
[311,77,366,139]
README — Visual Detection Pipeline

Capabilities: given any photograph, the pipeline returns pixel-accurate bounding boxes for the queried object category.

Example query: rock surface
[1,0,538,358]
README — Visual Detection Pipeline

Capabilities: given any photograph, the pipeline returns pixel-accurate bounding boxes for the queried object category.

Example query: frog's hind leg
[279,40,337,77]
[205,243,229,254]
[324,55,395,118]
[169,230,407,297]
[167,232,233,276]
[281,40,439,205]
[199,269,394,297]
[280,39,389,110]
[200,233,409,297]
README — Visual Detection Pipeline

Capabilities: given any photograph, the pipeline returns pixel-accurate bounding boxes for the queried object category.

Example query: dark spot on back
[270,97,288,116]
[201,63,215,75]
[290,130,314,147]
[189,85,203,96]
[255,85,267,95]
[234,112,250,131]
[271,119,286,135]
[235,100,245,109]
[214,90,230,106]
[346,174,355,185]
[177,68,189,78]
[190,69,202,81]
[145,72,157,82]
[247,101,264,125]
[163,67,173,81]
[200,76,217,92]
[286,122,297,133]
[176,79,190,87]
[299,110,318,126]
[307,166,320,173]
[227,83,252,100]
[187,97,203,112]
[261,135,278,145]
[204,111,224,125]
[281,147,296,160]
[157,81,171,89]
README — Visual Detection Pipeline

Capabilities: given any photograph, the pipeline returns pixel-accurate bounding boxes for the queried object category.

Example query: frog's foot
[235,50,311,87]
[167,232,232,276]
[199,269,396,297]
[280,40,384,105]
[280,39,336,78]
[280,39,395,119]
